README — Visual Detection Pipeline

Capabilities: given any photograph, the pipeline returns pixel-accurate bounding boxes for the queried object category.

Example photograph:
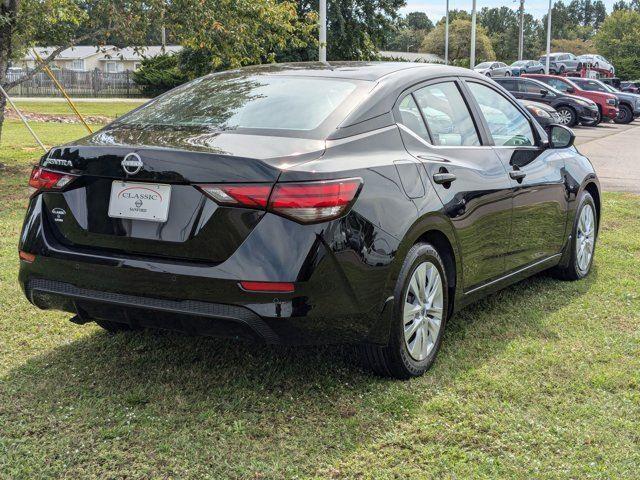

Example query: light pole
[518,0,525,60]
[319,0,327,62]
[545,0,552,74]
[445,0,449,65]
[470,0,477,68]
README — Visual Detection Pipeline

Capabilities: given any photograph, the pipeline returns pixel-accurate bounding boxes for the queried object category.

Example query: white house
[99,46,183,72]
[22,46,117,71]
[20,45,182,73]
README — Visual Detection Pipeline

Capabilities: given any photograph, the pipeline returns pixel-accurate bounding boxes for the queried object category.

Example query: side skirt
[456,253,563,310]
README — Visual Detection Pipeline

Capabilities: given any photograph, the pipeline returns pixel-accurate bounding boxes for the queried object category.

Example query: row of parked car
[491,74,640,127]
[474,52,616,77]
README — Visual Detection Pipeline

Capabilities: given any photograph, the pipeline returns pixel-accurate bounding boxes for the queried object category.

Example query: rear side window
[398,95,430,141]
[467,82,535,147]
[413,82,481,147]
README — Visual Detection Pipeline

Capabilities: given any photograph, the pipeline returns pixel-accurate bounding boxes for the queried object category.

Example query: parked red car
[523,74,619,122]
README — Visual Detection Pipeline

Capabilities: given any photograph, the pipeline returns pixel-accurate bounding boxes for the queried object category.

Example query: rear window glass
[117,75,360,132]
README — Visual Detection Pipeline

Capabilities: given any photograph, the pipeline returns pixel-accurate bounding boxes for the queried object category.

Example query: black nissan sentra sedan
[19,62,600,378]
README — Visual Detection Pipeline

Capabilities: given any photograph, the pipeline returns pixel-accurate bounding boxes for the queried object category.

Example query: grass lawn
[12,99,146,118]
[1,112,639,479]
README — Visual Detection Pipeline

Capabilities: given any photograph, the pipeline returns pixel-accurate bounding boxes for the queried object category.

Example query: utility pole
[518,0,525,60]
[470,0,477,68]
[319,0,327,62]
[545,0,552,74]
[445,0,450,65]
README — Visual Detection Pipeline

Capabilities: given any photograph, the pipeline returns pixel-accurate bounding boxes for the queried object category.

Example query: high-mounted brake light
[196,177,363,224]
[28,166,77,194]
[197,184,271,208]
[269,178,363,223]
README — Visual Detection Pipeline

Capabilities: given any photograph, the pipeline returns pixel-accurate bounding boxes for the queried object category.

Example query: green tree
[132,53,187,97]
[0,0,165,141]
[594,9,640,79]
[404,11,433,31]
[283,0,405,61]
[422,18,495,65]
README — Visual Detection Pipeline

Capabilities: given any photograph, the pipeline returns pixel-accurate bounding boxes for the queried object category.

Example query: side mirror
[540,89,548,97]
[566,87,575,94]
[546,124,575,149]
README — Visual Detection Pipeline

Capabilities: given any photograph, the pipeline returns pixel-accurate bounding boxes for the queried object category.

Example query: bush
[132,53,188,97]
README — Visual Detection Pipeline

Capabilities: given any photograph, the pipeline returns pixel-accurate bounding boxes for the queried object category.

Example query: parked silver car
[539,53,583,74]
[578,54,615,75]
[474,61,511,77]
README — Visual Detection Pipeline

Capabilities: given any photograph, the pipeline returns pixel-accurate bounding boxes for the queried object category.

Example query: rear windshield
[116,74,362,133]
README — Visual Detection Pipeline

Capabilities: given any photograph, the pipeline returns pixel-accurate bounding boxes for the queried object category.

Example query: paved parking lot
[573,121,640,193]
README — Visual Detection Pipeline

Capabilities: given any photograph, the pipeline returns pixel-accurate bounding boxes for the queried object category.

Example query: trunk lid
[41,126,325,263]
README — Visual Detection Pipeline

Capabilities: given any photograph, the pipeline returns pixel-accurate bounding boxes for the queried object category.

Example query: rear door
[395,78,514,290]
[463,80,567,270]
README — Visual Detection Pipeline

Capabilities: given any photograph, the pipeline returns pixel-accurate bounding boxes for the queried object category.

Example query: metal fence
[6,69,143,97]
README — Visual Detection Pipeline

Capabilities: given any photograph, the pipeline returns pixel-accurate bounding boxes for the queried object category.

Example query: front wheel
[552,191,597,280]
[556,106,577,127]
[615,104,633,124]
[361,243,449,379]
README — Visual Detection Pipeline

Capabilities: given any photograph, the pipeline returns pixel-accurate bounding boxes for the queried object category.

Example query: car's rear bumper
[18,196,397,345]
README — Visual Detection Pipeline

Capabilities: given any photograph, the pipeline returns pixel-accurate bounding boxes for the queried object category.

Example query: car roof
[224,61,454,82]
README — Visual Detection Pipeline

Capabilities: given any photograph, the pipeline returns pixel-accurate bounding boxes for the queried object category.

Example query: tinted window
[544,77,571,92]
[398,95,430,141]
[574,80,607,92]
[118,75,360,132]
[520,79,546,94]
[413,82,481,147]
[467,82,535,147]
[496,79,517,91]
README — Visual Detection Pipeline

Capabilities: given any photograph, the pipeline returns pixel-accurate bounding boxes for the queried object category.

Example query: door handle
[432,172,457,185]
[509,170,527,182]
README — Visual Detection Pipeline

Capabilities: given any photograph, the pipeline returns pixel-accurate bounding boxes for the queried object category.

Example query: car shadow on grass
[2,267,599,473]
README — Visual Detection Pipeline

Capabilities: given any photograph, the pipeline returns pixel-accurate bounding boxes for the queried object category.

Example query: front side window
[117,74,362,133]
[521,80,545,94]
[545,77,571,92]
[467,82,535,147]
[413,82,481,147]
[574,80,607,92]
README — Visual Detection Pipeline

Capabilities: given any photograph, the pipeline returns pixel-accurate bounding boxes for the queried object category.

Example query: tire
[559,65,566,74]
[505,71,511,77]
[556,106,577,127]
[95,319,138,333]
[552,191,597,281]
[615,104,633,124]
[361,243,450,379]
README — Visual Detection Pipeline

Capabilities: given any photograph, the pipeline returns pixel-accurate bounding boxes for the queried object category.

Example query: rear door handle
[509,170,527,182]
[432,172,457,184]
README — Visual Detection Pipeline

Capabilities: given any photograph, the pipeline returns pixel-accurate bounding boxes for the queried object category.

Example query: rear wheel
[361,243,449,379]
[505,71,511,77]
[615,104,633,124]
[556,106,577,127]
[552,191,597,280]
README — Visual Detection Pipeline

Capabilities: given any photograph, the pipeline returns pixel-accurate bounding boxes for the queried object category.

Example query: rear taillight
[269,178,362,223]
[196,178,362,224]
[28,166,77,195]
[196,184,271,208]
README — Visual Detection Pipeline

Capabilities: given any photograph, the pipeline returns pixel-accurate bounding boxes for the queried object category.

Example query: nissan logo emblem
[121,153,143,175]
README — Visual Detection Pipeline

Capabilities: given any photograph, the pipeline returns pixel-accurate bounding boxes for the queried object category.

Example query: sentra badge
[43,158,73,168]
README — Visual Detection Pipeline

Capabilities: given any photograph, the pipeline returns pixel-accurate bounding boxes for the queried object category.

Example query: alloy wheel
[403,261,444,361]
[576,204,595,273]
[557,109,573,125]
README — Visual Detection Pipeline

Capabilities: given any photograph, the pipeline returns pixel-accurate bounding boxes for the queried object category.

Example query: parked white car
[578,54,615,75]
[473,61,512,77]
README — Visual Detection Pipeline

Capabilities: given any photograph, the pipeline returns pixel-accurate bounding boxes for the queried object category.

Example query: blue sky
[401,1,618,21]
